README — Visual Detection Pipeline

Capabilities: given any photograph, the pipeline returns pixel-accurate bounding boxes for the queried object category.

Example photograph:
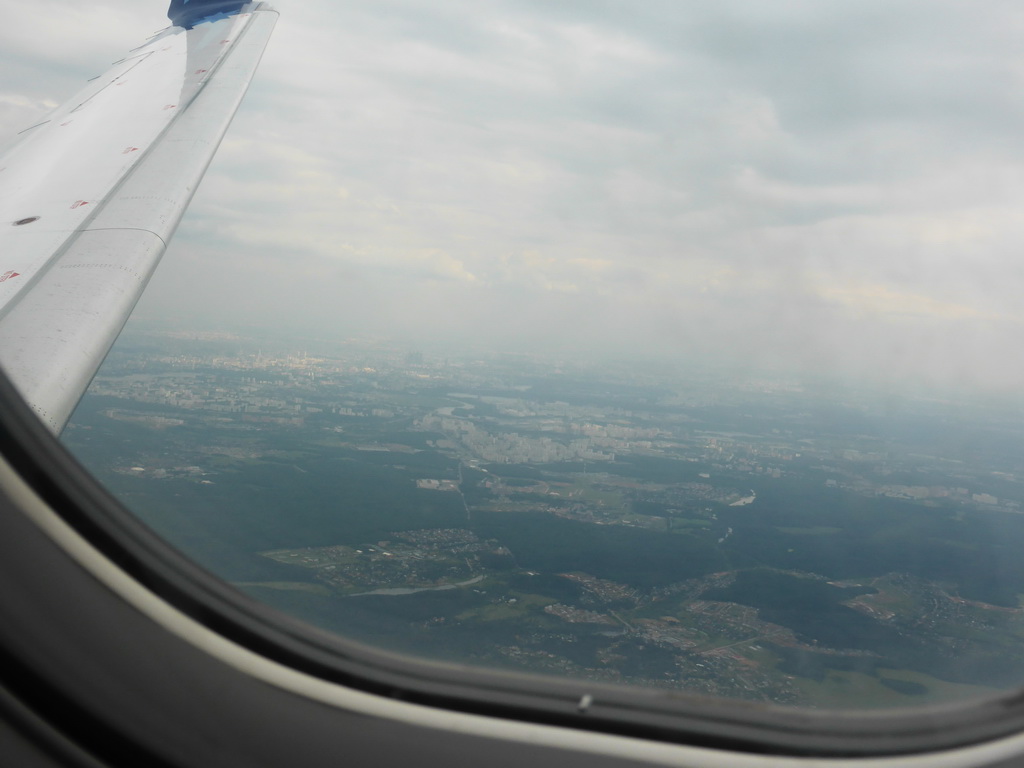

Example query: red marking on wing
[122,147,140,154]
[0,271,21,283]
[70,200,90,209]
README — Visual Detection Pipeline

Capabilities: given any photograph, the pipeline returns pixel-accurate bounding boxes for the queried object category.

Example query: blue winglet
[167,0,248,29]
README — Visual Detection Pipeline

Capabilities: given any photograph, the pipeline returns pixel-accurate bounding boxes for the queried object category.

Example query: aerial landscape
[5,7,1024,766]
[62,328,1024,710]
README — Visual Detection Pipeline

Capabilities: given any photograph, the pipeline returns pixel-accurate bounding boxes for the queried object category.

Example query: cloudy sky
[4,1,1024,392]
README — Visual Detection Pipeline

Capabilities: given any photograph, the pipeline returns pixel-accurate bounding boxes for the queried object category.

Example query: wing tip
[167,0,251,30]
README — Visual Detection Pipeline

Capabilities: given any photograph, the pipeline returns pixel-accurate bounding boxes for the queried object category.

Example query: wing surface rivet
[12,217,40,226]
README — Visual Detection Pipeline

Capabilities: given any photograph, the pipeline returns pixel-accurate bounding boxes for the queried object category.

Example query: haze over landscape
[63,332,1024,709]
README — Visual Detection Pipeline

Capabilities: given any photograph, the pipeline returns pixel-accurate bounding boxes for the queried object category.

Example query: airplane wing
[0,1,277,433]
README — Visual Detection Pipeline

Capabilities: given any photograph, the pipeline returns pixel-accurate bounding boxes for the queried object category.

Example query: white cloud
[10,0,1024,390]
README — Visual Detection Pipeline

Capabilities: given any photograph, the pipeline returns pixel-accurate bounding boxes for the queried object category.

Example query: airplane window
[13,0,1024,729]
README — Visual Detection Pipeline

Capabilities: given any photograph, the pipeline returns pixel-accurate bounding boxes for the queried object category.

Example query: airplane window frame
[4,3,1024,765]
[3,366,1024,763]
